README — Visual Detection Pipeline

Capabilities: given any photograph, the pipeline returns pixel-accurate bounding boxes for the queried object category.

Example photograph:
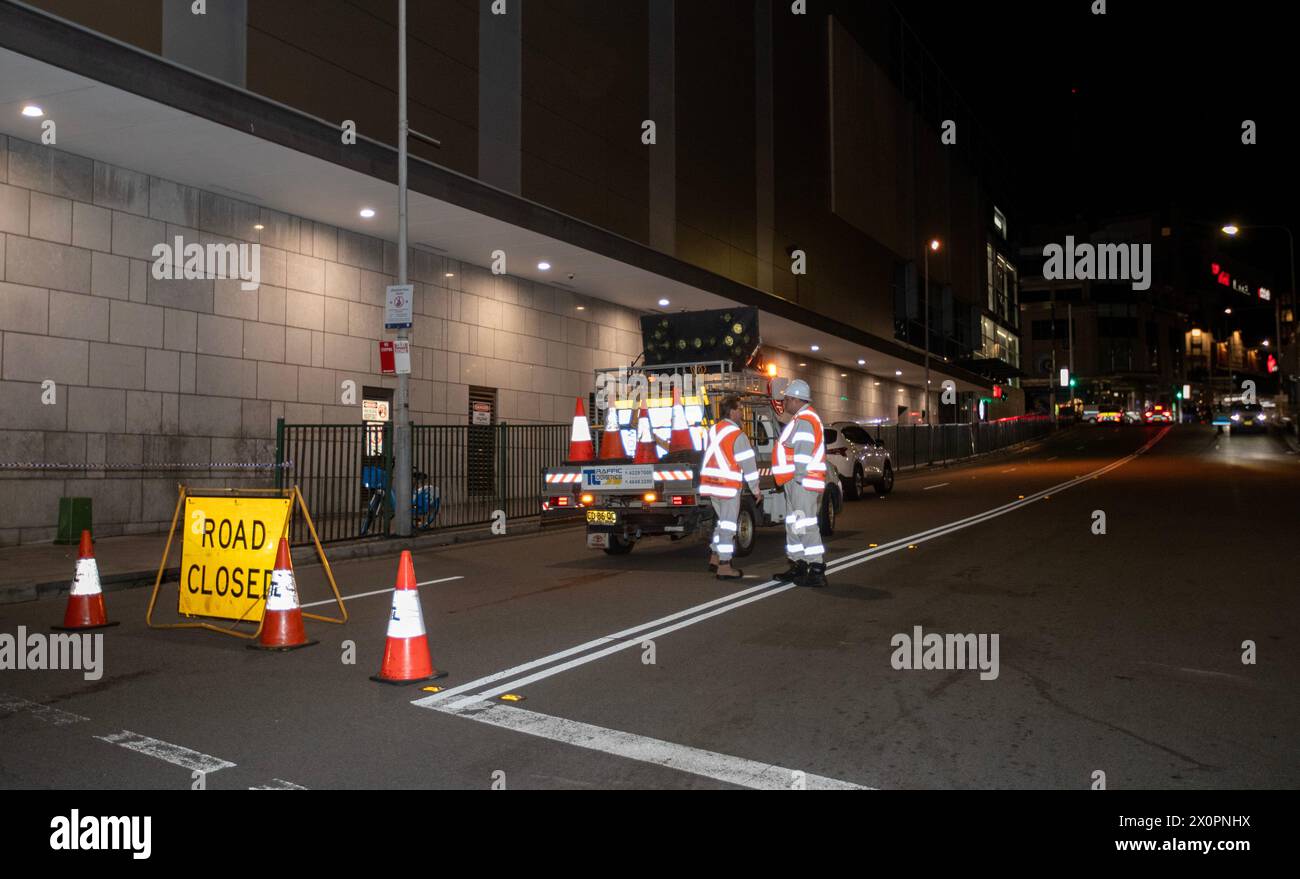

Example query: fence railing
[275,420,568,544]
[874,416,1054,470]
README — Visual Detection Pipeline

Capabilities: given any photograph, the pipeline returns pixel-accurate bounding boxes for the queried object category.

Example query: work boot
[708,552,719,572]
[775,559,807,583]
[798,562,828,588]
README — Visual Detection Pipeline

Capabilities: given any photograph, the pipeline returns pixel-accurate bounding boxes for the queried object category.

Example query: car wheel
[734,502,757,558]
[874,463,894,495]
[604,534,636,555]
[818,491,836,537]
[846,465,864,500]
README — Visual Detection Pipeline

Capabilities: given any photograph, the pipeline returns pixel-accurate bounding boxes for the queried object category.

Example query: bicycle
[360,466,441,536]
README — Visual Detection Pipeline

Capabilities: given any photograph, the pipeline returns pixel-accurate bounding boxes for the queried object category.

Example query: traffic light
[1069,378,1077,389]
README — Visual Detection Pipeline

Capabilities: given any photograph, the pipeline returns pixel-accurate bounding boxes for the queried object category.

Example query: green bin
[55,497,93,545]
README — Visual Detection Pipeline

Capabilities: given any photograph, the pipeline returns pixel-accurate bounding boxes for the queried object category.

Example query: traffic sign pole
[393,0,412,536]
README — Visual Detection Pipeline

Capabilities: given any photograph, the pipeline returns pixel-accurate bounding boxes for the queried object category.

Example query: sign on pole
[393,340,412,375]
[385,284,413,329]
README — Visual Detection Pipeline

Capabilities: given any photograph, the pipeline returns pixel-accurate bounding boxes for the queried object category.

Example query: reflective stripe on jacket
[772,405,827,492]
[700,420,760,499]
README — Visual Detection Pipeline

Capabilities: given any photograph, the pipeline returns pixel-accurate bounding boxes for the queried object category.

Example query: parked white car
[825,421,894,499]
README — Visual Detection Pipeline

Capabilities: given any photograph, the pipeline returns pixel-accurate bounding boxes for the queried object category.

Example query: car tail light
[671,494,695,506]
[551,496,570,507]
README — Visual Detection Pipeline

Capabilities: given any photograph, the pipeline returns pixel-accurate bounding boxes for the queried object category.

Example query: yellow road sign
[179,495,292,621]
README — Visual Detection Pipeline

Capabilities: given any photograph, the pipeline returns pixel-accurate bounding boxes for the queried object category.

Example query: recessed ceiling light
[445,272,455,278]
[798,362,806,367]
[895,369,903,376]
[359,208,376,218]
[538,261,551,271]
[874,382,881,386]
[576,305,585,311]
[21,105,43,117]
[857,359,866,366]
[810,345,820,352]
[253,223,264,231]
[658,298,670,307]
[840,373,847,377]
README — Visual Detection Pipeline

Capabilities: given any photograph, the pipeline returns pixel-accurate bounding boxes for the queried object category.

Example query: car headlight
[1231,413,1241,421]
[1258,414,1266,421]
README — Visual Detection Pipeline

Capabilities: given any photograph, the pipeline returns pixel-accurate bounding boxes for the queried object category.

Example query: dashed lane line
[922,482,950,490]
[0,693,88,726]
[95,730,236,774]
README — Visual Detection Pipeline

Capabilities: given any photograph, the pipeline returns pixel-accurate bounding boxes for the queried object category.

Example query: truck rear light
[643,492,658,503]
[552,496,570,507]
[671,494,695,506]
[580,493,594,504]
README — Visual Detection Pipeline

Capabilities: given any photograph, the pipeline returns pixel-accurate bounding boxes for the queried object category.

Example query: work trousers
[782,481,823,563]
[708,494,741,562]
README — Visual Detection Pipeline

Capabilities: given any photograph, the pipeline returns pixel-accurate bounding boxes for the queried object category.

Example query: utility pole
[392,0,412,536]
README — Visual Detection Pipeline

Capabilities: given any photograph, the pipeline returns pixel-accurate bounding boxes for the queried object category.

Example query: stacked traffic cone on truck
[567,397,595,463]
[53,530,117,631]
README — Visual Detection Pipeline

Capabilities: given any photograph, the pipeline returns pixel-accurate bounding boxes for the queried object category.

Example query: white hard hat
[784,379,811,401]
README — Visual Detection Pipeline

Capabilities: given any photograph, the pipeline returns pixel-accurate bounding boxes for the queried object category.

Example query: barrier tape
[0,461,294,472]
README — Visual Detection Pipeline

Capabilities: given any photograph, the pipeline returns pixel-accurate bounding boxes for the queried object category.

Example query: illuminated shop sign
[1211,262,1269,299]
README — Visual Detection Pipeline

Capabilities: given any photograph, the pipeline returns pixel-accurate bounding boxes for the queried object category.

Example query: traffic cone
[248,539,317,651]
[371,551,446,685]
[567,397,595,463]
[668,387,694,453]
[633,405,658,463]
[599,406,626,460]
[53,530,118,631]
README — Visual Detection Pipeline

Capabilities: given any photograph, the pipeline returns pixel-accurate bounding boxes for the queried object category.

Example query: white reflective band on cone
[266,568,299,611]
[70,558,101,596]
[387,589,427,639]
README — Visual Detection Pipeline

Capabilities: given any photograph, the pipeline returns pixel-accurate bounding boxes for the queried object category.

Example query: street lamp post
[923,238,940,465]
[1222,223,1298,435]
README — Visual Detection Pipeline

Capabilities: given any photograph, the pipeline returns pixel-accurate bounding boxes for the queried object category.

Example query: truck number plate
[587,532,610,548]
[586,510,617,525]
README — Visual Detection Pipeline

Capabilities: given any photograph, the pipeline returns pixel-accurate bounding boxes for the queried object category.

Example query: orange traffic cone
[633,405,658,464]
[668,387,694,453]
[248,539,317,651]
[599,406,626,460]
[567,397,595,463]
[371,551,446,685]
[53,530,117,631]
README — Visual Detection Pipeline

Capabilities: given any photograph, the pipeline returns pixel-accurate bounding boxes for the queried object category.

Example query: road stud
[53,530,118,631]
[371,551,447,685]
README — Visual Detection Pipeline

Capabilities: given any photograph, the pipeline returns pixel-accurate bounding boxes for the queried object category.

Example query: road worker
[699,395,760,580]
[771,379,828,587]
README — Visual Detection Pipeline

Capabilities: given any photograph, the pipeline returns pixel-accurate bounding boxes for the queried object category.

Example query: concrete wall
[0,134,644,545]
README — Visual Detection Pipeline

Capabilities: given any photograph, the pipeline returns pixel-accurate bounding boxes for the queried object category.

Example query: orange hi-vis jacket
[699,420,760,499]
[772,404,827,492]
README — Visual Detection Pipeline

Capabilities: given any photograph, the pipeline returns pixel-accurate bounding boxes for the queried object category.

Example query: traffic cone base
[372,551,446,685]
[249,539,317,651]
[53,530,117,631]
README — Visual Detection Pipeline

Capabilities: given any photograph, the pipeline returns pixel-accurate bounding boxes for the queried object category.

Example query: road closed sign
[179,495,293,621]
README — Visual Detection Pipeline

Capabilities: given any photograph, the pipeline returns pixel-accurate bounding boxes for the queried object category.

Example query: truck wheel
[818,491,836,537]
[604,534,636,555]
[733,502,758,558]
[874,463,894,495]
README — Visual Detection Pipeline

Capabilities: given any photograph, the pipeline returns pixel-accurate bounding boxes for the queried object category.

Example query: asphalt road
[2,424,1297,790]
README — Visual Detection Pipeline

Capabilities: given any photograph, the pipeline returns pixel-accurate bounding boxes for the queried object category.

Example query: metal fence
[874,416,1054,470]
[276,420,568,544]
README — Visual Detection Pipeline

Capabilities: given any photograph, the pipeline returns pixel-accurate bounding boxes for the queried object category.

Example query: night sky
[895,0,1294,267]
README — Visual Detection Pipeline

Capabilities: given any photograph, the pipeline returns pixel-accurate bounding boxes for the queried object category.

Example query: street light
[923,238,941,427]
[1219,221,1297,435]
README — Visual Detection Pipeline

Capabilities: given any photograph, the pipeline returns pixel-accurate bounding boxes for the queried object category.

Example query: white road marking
[433,700,869,790]
[1001,467,1017,473]
[95,730,236,774]
[922,482,950,490]
[1046,456,1058,461]
[300,576,461,609]
[421,428,1171,708]
[0,693,88,726]
[250,778,308,790]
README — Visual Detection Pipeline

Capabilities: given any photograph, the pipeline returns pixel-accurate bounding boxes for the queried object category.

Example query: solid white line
[95,730,235,774]
[0,693,88,726]
[1001,467,1017,472]
[922,482,950,490]
[249,778,308,790]
[300,576,462,609]
[423,428,1171,706]
[434,701,869,790]
[1046,456,1058,461]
